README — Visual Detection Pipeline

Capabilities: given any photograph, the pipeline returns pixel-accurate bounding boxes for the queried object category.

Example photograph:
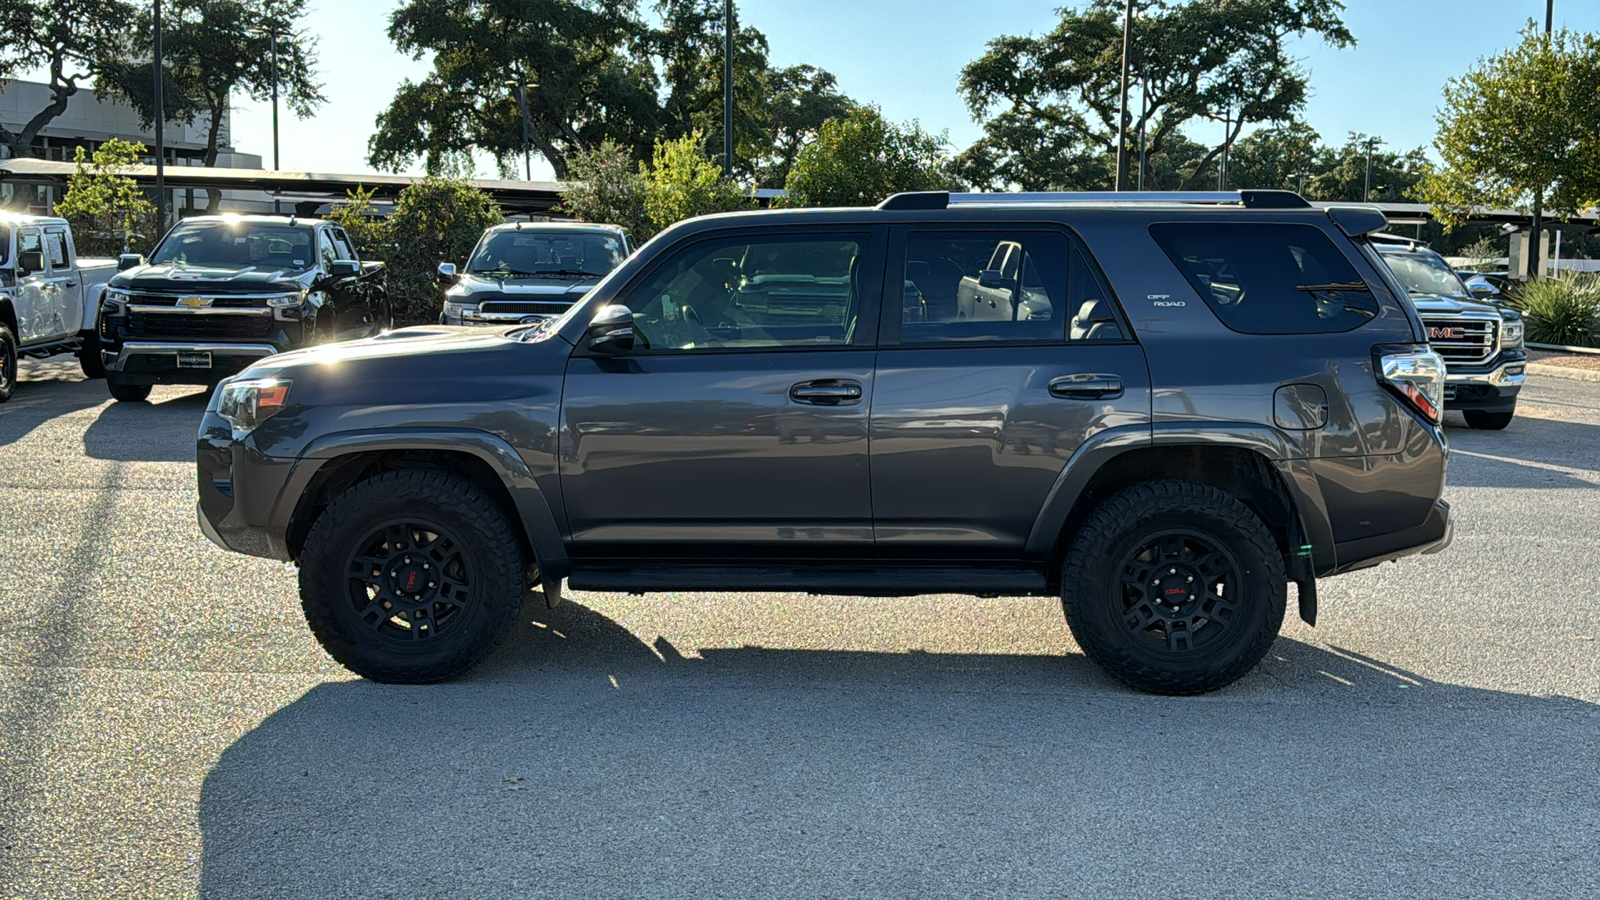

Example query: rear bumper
[105,342,279,385]
[1328,500,1453,575]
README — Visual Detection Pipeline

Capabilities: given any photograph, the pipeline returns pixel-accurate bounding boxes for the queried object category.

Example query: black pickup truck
[100,215,386,402]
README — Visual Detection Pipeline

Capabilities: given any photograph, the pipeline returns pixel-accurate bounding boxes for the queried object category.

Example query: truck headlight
[266,291,308,308]
[217,377,291,432]
[1500,316,1524,347]
[443,301,476,324]
[102,288,130,313]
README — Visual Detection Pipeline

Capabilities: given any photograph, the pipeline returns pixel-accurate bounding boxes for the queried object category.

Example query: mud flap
[1289,515,1318,626]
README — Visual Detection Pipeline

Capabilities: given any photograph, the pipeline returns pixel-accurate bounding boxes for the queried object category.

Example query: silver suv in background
[437,222,631,326]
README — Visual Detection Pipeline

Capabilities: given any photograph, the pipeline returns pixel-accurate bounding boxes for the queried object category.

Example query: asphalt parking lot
[2,358,1597,899]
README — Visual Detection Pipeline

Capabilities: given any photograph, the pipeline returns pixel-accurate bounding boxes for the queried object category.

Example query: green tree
[55,138,157,256]
[98,0,323,171]
[323,185,389,261]
[784,107,952,207]
[561,139,650,238]
[375,178,504,326]
[957,0,1354,191]
[0,0,138,158]
[1305,132,1430,202]
[643,131,747,233]
[1225,121,1322,192]
[370,0,662,179]
[1419,25,1600,278]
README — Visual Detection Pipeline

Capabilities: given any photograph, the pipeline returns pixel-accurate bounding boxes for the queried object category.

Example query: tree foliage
[783,107,953,207]
[55,138,157,256]
[1419,25,1600,228]
[643,131,748,233]
[0,0,137,158]
[561,139,649,238]
[957,0,1354,191]
[329,179,503,326]
[97,0,324,170]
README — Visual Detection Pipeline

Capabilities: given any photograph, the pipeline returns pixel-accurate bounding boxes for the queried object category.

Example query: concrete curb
[1527,362,1600,383]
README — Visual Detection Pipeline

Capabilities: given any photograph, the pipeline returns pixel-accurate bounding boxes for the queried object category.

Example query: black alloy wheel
[344,519,475,644]
[1062,479,1286,694]
[0,323,16,403]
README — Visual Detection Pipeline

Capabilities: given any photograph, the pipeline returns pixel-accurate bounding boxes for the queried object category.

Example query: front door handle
[790,380,863,405]
[1049,373,1124,400]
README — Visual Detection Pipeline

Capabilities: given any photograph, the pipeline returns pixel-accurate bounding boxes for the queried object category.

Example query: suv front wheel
[1061,479,1287,695]
[299,468,527,683]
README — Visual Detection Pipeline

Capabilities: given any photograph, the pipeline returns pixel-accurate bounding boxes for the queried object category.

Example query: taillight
[1377,347,1446,424]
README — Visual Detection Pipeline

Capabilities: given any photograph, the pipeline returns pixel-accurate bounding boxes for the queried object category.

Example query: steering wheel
[679,303,714,344]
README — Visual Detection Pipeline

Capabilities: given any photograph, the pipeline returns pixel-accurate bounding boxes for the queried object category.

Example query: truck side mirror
[118,253,143,271]
[436,262,459,287]
[977,269,1015,291]
[329,259,361,278]
[17,249,44,274]
[586,305,635,354]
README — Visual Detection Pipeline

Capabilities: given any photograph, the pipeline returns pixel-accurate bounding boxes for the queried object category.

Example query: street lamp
[505,77,534,181]
[251,21,289,212]
[153,0,167,233]
[1360,136,1383,202]
[1114,0,1132,191]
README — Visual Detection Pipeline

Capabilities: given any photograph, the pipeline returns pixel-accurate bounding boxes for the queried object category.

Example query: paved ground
[2,358,1597,899]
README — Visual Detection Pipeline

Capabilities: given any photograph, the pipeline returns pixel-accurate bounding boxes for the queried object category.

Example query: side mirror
[586,304,635,354]
[436,262,459,286]
[977,269,1014,291]
[118,253,143,271]
[329,259,361,278]
[17,249,44,274]
[1468,283,1497,299]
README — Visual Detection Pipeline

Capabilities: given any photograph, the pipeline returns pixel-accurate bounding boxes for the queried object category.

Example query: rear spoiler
[1325,206,1388,237]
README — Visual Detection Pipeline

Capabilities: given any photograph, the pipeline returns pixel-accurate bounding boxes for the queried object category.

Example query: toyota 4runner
[197,190,1454,695]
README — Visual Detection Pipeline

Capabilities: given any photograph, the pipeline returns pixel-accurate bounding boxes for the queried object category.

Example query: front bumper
[1443,355,1525,412]
[196,409,312,560]
[105,341,280,385]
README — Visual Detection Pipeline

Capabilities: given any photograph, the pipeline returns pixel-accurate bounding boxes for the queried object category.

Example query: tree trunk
[202,105,224,213]
[1528,188,1544,281]
[8,54,80,158]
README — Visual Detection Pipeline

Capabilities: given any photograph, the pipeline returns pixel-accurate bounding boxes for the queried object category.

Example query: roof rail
[877,189,1311,211]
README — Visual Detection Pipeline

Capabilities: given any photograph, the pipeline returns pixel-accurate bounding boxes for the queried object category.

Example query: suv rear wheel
[1061,479,1286,695]
[299,469,526,683]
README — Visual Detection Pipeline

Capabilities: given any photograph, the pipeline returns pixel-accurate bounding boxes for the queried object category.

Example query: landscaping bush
[1512,275,1600,347]
[56,139,158,257]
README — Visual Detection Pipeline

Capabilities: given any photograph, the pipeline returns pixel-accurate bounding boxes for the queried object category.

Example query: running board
[19,337,83,359]
[566,565,1051,598]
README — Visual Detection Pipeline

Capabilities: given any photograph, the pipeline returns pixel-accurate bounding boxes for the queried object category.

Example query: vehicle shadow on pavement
[80,390,211,462]
[196,599,1599,900]
[1441,412,1600,490]
[0,369,105,450]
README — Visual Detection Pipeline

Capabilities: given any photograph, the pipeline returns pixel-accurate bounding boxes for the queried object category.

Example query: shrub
[643,131,749,234]
[351,177,502,326]
[56,139,158,257]
[562,140,649,240]
[783,106,953,207]
[1513,275,1600,347]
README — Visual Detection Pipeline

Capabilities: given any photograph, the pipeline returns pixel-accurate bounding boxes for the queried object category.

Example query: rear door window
[1149,223,1380,334]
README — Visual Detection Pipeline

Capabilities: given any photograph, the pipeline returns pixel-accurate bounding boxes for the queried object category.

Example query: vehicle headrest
[1076,298,1114,324]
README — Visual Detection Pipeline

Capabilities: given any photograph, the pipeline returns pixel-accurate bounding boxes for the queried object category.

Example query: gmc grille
[480,300,573,316]
[126,312,275,340]
[1421,316,1497,365]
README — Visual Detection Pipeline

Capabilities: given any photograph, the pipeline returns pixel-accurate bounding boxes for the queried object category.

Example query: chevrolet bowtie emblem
[178,296,213,308]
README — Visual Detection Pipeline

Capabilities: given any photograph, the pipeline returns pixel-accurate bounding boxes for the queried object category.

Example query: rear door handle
[1049,373,1124,400]
[790,380,863,405]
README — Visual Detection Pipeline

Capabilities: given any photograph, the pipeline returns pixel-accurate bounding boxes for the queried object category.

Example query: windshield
[148,220,315,271]
[467,229,626,278]
[1379,248,1469,298]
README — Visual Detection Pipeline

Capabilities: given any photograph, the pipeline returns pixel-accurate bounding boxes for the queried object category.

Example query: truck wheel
[1060,479,1286,695]
[78,336,106,380]
[106,375,152,403]
[1463,408,1514,430]
[0,323,16,403]
[298,469,526,683]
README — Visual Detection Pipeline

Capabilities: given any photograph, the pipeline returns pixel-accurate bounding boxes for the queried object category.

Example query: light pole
[723,0,734,177]
[1114,0,1132,190]
[153,0,167,233]
[252,21,288,211]
[507,77,532,181]
[1360,136,1383,202]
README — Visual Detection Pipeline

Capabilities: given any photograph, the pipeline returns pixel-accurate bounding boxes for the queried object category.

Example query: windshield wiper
[1297,282,1369,292]
[472,267,539,278]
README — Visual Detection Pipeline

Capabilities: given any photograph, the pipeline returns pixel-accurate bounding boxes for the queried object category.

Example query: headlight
[266,291,308,308]
[103,288,130,312]
[216,377,291,432]
[1500,316,1524,347]
[443,301,476,324]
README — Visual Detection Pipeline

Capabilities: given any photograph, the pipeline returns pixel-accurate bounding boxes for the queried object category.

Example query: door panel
[15,228,49,344]
[44,228,81,341]
[560,352,876,552]
[871,344,1150,554]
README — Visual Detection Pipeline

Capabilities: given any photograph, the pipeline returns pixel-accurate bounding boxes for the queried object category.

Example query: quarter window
[625,235,868,351]
[1149,223,1380,334]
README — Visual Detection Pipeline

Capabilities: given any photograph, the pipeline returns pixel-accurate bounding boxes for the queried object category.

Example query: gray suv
[196,190,1453,695]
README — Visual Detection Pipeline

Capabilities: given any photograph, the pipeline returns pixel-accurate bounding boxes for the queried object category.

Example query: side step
[566,565,1051,598]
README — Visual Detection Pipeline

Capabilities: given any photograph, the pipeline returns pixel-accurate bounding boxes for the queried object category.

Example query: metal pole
[1361,137,1381,202]
[1136,81,1147,191]
[723,0,734,177]
[153,0,167,233]
[515,81,532,181]
[1546,0,1553,33]
[1114,0,1132,191]
[270,30,280,213]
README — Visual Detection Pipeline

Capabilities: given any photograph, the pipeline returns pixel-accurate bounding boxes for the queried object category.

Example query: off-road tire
[1061,479,1286,695]
[1463,408,1514,430]
[106,374,151,402]
[77,333,106,379]
[0,323,16,403]
[299,468,526,683]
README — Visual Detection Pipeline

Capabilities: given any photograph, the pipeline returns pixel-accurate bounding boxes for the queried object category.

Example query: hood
[452,273,597,300]
[111,262,311,293]
[1408,292,1506,317]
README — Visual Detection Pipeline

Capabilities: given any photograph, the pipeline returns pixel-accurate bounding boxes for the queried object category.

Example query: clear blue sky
[18,0,1600,179]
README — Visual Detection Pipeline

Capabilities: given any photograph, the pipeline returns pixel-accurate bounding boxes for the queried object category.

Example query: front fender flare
[275,427,570,580]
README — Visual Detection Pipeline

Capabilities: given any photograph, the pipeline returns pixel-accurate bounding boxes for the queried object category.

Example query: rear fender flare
[277,428,570,580]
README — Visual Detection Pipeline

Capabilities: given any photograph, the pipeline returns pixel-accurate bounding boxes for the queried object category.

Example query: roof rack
[877,189,1311,211]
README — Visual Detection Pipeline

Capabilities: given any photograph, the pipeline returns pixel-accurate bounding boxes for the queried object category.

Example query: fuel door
[1274,383,1329,430]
